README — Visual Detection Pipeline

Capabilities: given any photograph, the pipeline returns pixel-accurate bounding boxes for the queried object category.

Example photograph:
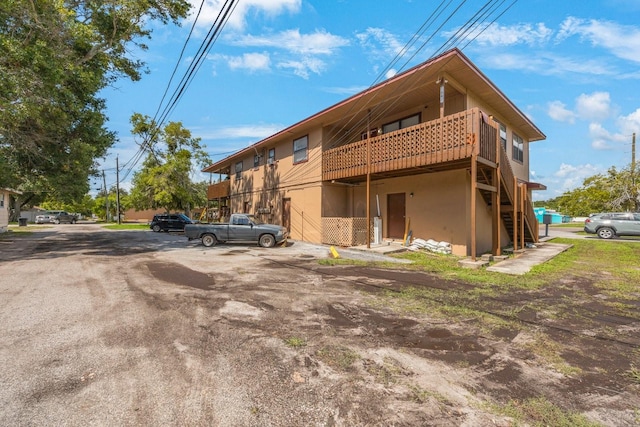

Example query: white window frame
[512,133,524,163]
[498,122,507,151]
[293,135,308,164]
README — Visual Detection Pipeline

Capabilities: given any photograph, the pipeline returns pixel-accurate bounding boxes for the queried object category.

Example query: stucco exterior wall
[466,91,530,182]
[371,171,468,255]
[320,169,507,256]
[227,127,324,242]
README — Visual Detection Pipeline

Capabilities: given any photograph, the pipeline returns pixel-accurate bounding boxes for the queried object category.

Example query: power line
[118,0,238,184]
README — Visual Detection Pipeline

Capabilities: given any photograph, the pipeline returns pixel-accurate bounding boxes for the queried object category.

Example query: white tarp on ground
[407,238,452,254]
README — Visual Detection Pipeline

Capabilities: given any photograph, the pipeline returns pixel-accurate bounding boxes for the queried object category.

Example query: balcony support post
[366,110,371,249]
[520,184,525,249]
[493,128,501,256]
[470,153,477,261]
[513,176,518,252]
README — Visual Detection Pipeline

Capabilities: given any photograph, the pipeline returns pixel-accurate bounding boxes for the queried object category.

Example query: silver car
[584,212,640,239]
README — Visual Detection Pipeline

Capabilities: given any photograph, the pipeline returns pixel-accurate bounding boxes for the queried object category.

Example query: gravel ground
[1,224,638,426]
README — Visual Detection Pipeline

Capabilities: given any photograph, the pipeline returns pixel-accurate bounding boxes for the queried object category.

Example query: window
[235,161,243,180]
[0,193,4,208]
[382,113,420,134]
[253,153,260,168]
[512,133,524,163]
[498,122,507,151]
[293,135,308,164]
[268,148,275,165]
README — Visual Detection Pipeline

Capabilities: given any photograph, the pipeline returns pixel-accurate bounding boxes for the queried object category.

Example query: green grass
[316,345,360,371]
[628,365,640,384]
[102,223,149,230]
[284,336,307,348]
[548,223,584,228]
[497,397,602,427]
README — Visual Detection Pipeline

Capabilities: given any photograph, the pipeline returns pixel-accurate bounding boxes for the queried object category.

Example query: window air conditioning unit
[267,158,275,165]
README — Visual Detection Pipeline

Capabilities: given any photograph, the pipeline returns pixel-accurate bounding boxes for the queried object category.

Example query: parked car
[53,211,78,224]
[184,213,288,247]
[584,212,640,239]
[150,213,193,232]
[35,212,56,224]
[35,210,77,224]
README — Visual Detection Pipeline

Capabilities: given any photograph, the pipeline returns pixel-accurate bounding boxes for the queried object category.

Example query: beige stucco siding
[466,92,530,182]
[342,171,469,256]
[225,128,324,242]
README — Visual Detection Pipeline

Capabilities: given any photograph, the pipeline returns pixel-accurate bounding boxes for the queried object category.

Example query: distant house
[122,208,168,222]
[200,48,546,258]
[0,188,22,232]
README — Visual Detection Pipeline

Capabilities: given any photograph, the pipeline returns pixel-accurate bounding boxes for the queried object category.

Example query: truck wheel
[202,233,218,247]
[152,224,161,232]
[259,234,276,248]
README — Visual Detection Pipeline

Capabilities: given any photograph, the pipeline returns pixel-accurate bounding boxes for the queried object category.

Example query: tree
[93,187,131,221]
[128,114,210,214]
[539,165,640,216]
[0,0,190,203]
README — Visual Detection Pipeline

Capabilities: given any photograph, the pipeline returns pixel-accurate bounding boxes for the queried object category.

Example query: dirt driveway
[0,224,638,426]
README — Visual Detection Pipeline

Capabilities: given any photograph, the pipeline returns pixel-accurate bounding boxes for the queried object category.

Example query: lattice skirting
[322,217,375,246]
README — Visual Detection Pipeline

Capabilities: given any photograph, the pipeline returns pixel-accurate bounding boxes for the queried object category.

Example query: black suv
[150,213,193,232]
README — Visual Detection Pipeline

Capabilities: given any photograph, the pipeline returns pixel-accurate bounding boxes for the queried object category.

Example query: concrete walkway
[486,242,572,275]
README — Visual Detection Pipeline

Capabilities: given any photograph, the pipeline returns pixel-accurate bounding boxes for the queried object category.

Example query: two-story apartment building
[202,48,545,258]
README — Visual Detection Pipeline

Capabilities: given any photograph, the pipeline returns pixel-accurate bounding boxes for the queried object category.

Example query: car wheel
[259,234,276,248]
[597,227,615,239]
[152,224,161,232]
[202,233,217,247]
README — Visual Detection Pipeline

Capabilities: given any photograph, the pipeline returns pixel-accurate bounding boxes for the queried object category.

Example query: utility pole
[632,132,636,177]
[632,133,637,211]
[102,170,109,222]
[116,156,121,224]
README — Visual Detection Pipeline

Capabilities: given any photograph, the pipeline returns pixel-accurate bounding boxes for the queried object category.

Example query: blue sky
[99,0,640,201]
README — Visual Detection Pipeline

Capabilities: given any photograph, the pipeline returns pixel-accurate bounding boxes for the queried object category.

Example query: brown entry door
[387,193,406,238]
[282,198,291,234]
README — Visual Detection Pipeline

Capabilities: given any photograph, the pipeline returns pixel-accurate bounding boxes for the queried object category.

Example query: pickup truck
[184,213,288,248]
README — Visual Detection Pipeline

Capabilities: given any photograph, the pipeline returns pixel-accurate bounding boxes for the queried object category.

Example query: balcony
[207,180,230,199]
[322,108,496,182]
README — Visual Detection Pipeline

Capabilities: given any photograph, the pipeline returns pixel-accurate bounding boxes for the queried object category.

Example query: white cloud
[356,28,405,59]
[234,29,349,55]
[548,100,576,123]
[385,68,398,79]
[481,53,615,77]
[575,92,610,121]
[617,108,640,136]
[589,122,628,150]
[194,124,282,140]
[277,57,326,79]
[469,23,553,46]
[227,52,271,72]
[189,0,301,30]
[556,17,640,64]
[553,163,601,192]
[322,85,368,95]
[547,91,614,126]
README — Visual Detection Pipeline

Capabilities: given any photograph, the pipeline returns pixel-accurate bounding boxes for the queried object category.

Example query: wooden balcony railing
[207,180,230,200]
[322,108,496,181]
